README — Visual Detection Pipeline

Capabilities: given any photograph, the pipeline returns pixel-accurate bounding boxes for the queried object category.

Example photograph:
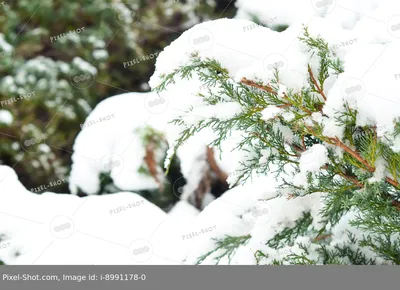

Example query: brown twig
[241,78,315,115]
[337,171,364,188]
[277,103,292,109]
[329,138,399,188]
[301,135,306,150]
[313,234,331,242]
[144,141,163,192]
[331,137,375,172]
[308,66,327,101]
[206,147,229,182]
[305,125,400,191]
[305,125,373,172]
[240,78,276,94]
[386,177,400,189]
[191,147,230,210]
[292,144,306,154]
[287,193,295,200]
[392,200,400,211]
[332,138,399,188]
[321,165,363,188]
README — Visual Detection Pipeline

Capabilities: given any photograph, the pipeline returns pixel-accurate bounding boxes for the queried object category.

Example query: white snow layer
[235,0,392,30]
[1,166,369,265]
[4,0,400,265]
[0,166,199,265]
[150,6,400,158]
[69,90,246,196]
[69,92,167,194]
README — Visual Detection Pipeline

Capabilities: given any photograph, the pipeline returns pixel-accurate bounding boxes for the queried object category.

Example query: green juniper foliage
[196,235,251,265]
[155,28,400,264]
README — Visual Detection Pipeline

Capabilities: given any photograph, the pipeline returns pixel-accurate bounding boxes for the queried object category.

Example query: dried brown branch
[240,78,276,94]
[386,177,399,189]
[328,138,399,188]
[241,78,315,115]
[277,103,292,109]
[308,66,327,101]
[337,171,364,188]
[206,147,229,182]
[191,147,230,210]
[144,142,163,192]
[313,234,332,242]
[292,144,306,154]
[305,125,373,172]
[331,137,375,172]
[392,200,400,211]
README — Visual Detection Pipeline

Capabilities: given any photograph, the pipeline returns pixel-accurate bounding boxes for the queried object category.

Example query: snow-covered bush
[68,92,182,209]
[0,0,234,194]
[149,1,400,263]
[68,90,239,210]
[3,0,400,266]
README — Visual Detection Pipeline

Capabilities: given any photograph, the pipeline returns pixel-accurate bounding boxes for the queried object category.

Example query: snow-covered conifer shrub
[151,18,400,264]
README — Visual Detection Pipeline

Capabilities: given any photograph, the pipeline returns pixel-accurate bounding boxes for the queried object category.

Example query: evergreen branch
[308,126,400,197]
[330,137,375,172]
[196,235,251,265]
[240,78,316,116]
[336,170,364,188]
[283,94,314,115]
[156,28,400,264]
[266,212,314,249]
[331,137,399,189]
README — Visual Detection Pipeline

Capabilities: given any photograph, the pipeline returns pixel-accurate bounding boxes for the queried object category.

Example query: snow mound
[69,90,245,198]
[179,176,381,265]
[69,92,170,195]
[0,166,187,265]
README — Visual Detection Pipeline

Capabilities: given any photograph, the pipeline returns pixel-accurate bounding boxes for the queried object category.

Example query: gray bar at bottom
[0,265,398,290]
